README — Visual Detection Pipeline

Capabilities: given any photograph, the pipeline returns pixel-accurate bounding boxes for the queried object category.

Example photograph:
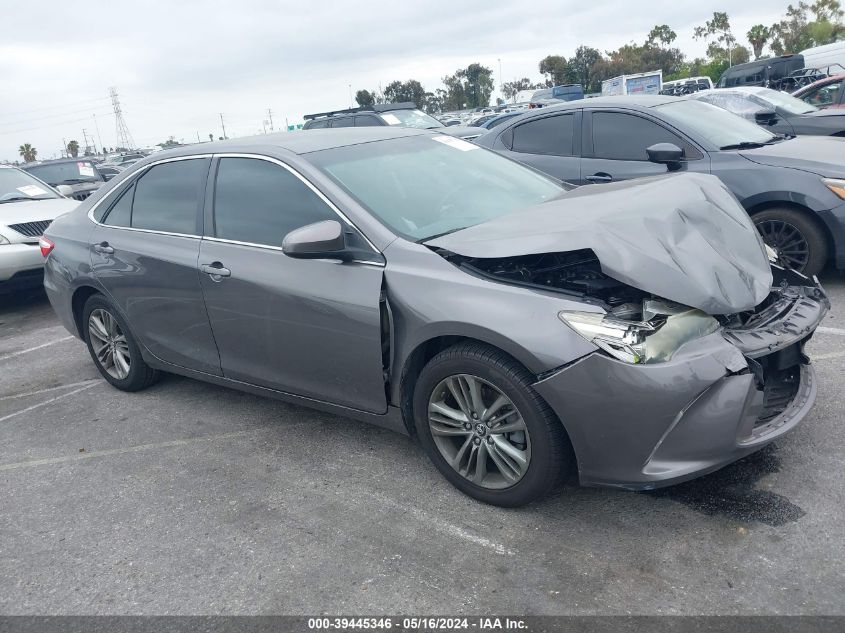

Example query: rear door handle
[200,263,231,278]
[585,173,613,183]
[93,242,114,254]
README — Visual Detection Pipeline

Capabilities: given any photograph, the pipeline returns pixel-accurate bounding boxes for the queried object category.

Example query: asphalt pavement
[1,275,844,615]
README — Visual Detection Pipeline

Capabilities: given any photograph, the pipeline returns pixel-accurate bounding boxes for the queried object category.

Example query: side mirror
[55,185,73,197]
[754,109,778,125]
[646,143,684,164]
[282,220,347,260]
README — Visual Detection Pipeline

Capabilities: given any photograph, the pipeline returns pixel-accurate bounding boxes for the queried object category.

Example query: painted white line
[367,490,514,556]
[0,379,100,402]
[0,429,261,472]
[818,326,845,336]
[812,350,845,361]
[0,336,74,362]
[0,382,98,423]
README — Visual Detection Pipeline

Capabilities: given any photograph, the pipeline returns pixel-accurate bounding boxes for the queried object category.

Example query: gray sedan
[41,128,828,506]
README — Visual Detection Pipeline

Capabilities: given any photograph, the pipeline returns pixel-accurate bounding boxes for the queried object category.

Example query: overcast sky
[1,0,786,162]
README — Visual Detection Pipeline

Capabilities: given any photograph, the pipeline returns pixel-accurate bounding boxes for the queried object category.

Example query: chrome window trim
[202,234,385,268]
[87,154,212,238]
[209,152,381,254]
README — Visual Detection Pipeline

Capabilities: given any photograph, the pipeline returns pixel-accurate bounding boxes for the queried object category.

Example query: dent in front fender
[532,332,753,487]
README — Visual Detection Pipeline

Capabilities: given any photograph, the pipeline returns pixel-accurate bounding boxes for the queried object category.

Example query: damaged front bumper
[533,271,830,490]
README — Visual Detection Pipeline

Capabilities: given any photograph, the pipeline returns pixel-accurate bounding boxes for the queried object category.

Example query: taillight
[39,236,54,258]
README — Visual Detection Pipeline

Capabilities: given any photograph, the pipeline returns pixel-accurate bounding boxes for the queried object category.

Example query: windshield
[310,134,564,241]
[655,100,778,149]
[25,160,102,185]
[380,109,444,129]
[0,168,60,204]
[753,89,818,115]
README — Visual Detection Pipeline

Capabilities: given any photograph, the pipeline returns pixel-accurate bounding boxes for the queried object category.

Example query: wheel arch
[744,199,835,265]
[397,334,558,437]
[70,285,103,339]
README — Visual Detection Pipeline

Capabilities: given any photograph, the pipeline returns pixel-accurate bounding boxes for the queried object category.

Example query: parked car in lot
[42,128,828,506]
[303,102,485,140]
[0,166,78,291]
[22,158,106,202]
[689,87,845,137]
[474,111,525,129]
[792,74,845,109]
[474,96,845,276]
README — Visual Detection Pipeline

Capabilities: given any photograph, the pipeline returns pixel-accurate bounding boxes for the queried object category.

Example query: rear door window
[130,159,208,234]
[329,117,354,128]
[510,114,575,156]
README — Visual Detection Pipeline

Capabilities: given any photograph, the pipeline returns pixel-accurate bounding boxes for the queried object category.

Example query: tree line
[355,0,843,113]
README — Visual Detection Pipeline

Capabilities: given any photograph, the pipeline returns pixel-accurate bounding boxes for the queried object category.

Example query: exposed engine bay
[442,248,648,311]
[440,248,830,368]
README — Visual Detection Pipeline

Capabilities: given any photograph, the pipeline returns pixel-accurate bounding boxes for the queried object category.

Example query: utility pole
[267,108,274,131]
[219,113,227,139]
[498,58,503,101]
[92,114,104,155]
[349,84,353,108]
[196,131,201,143]
[62,137,67,158]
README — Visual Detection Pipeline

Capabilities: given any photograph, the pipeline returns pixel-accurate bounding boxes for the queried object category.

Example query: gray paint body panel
[429,173,772,314]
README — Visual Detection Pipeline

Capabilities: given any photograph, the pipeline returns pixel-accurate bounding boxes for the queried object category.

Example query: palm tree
[747,24,771,60]
[66,140,80,158]
[18,144,37,163]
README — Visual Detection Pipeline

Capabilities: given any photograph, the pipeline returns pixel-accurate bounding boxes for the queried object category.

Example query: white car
[0,166,79,291]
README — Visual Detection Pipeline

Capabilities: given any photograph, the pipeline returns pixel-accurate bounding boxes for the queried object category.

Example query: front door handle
[200,263,231,278]
[585,173,613,183]
[93,242,114,254]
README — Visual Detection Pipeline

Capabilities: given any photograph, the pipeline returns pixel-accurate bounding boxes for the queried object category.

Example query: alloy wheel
[754,218,810,272]
[427,374,531,490]
[88,308,131,380]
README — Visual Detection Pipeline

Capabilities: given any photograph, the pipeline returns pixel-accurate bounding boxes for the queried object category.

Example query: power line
[0,112,114,137]
[0,96,112,120]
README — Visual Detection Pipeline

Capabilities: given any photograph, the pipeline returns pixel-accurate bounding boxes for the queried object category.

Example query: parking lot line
[0,429,263,472]
[0,336,73,362]
[0,379,100,401]
[0,382,98,423]
[817,326,845,336]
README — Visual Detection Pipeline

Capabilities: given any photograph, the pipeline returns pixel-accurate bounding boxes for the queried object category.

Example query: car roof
[148,127,431,159]
[532,95,679,112]
[23,157,97,167]
[794,73,845,94]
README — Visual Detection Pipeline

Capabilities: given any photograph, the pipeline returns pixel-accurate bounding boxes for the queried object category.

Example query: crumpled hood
[739,136,845,177]
[427,173,773,315]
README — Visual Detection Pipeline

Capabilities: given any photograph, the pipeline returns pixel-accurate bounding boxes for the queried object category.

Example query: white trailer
[601,70,664,96]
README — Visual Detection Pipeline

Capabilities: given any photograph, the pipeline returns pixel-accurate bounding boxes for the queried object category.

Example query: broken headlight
[558,304,720,364]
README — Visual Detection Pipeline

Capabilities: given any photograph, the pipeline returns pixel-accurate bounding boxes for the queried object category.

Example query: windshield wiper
[0,196,47,204]
[56,178,93,184]
[719,141,769,150]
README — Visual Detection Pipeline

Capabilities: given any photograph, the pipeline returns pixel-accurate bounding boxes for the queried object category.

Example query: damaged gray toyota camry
[41,127,829,507]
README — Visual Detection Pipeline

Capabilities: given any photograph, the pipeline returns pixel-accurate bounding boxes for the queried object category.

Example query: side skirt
[141,350,408,436]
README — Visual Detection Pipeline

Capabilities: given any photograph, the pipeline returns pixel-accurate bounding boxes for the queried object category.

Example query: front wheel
[413,342,571,507]
[752,208,828,277]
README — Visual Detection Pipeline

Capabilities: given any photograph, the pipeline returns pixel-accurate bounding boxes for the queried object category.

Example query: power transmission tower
[109,87,135,150]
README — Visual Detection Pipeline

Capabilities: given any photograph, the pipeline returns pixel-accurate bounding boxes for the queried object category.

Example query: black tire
[413,342,571,507]
[82,294,159,391]
[752,207,828,277]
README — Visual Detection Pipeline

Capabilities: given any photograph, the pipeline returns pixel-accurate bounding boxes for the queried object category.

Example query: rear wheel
[82,294,159,391]
[752,208,828,276]
[413,342,570,507]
